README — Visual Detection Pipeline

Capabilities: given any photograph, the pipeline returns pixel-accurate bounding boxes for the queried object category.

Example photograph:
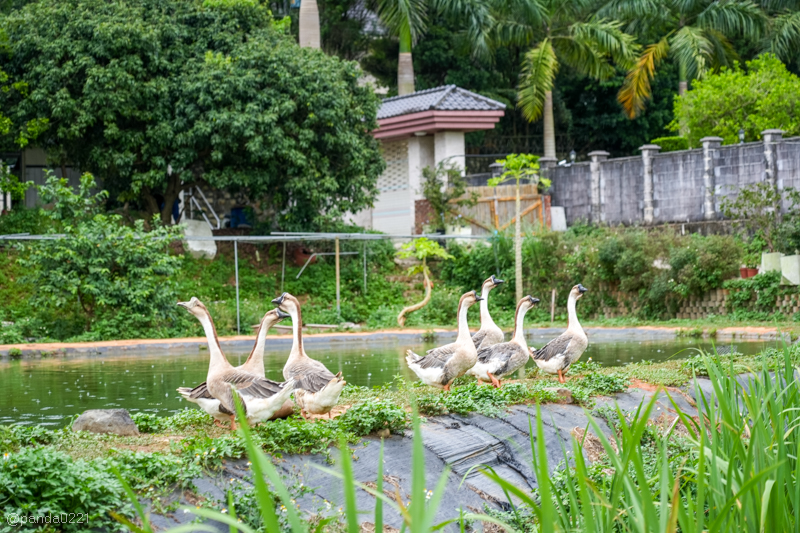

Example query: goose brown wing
[416,344,456,369]
[285,360,336,393]
[533,333,573,362]
[215,371,290,416]
[471,330,488,350]
[182,382,214,400]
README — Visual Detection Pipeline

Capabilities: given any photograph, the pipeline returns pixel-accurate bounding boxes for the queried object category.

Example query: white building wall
[434,131,465,177]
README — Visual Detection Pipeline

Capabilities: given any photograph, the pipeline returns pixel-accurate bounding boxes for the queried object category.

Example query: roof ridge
[381,85,453,103]
[429,85,456,110]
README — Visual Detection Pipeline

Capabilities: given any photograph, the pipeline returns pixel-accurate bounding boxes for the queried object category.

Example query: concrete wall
[548,132,800,226]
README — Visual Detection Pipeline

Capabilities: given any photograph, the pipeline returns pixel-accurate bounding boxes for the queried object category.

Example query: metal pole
[550,288,556,323]
[281,241,286,294]
[235,241,240,335]
[335,236,341,318]
[362,240,367,295]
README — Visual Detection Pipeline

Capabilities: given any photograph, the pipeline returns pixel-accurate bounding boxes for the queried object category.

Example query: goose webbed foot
[229,416,238,431]
[557,369,565,384]
[214,419,229,429]
[443,383,451,392]
[488,373,501,389]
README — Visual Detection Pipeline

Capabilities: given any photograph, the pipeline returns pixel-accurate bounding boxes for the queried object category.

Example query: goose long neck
[244,314,271,367]
[479,285,493,325]
[567,293,581,331]
[456,299,472,343]
[289,304,305,357]
[198,309,229,370]
[513,304,529,345]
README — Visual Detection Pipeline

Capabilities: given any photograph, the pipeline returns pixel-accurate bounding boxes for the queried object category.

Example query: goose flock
[176,279,588,429]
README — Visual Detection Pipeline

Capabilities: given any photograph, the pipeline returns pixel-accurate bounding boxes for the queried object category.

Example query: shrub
[18,173,184,332]
[0,447,131,531]
[337,398,409,435]
[650,136,688,152]
[671,54,800,146]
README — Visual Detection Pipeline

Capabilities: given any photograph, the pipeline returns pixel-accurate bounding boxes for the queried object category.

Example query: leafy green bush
[18,173,184,333]
[650,135,688,152]
[671,54,800,146]
[336,398,409,435]
[0,447,131,531]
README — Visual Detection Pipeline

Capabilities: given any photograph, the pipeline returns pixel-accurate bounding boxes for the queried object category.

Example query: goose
[177,297,295,430]
[405,290,483,390]
[532,284,589,383]
[471,275,505,350]
[271,293,347,419]
[177,306,294,426]
[468,295,540,387]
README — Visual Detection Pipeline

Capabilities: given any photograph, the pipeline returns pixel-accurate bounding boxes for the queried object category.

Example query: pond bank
[0,325,789,358]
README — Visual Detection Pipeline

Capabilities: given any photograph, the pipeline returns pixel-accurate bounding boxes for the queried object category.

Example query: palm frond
[376,0,428,44]
[762,10,800,61]
[704,28,739,70]
[517,38,559,122]
[555,36,615,79]
[696,0,765,39]
[568,18,639,69]
[670,24,714,80]
[434,0,497,62]
[492,0,548,46]
[618,37,670,118]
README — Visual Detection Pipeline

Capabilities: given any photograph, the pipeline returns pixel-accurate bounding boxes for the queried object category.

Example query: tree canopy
[0,0,384,229]
[670,54,800,146]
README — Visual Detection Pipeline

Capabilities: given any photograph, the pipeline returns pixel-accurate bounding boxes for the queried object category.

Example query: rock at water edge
[72,409,140,436]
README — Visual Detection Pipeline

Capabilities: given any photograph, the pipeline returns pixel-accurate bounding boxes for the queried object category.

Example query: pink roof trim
[373,110,504,140]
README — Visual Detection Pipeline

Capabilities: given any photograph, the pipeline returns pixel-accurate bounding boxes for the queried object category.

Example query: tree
[376,0,428,95]
[669,54,800,146]
[488,154,546,302]
[609,0,765,119]
[506,0,638,159]
[19,172,183,332]
[420,162,478,232]
[396,237,453,326]
[720,181,800,253]
[0,0,384,229]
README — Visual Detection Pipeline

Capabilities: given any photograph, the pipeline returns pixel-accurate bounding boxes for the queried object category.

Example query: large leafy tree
[606,0,765,118]
[0,0,384,229]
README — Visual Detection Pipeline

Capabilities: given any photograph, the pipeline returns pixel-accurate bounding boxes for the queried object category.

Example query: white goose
[471,275,505,350]
[177,306,293,426]
[271,293,347,419]
[469,295,540,387]
[405,290,482,390]
[177,298,295,430]
[532,284,589,383]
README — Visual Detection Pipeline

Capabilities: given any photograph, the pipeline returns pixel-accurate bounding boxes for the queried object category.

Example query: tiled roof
[377,85,506,120]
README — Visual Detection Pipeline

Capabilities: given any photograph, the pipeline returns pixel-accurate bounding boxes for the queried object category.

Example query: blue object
[290,0,300,7]
[230,207,250,228]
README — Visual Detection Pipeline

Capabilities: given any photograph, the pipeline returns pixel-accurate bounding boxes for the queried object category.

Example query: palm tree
[609,0,764,119]
[376,0,428,95]
[299,0,321,49]
[761,0,800,66]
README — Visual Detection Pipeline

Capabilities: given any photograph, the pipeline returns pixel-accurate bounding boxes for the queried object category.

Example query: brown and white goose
[177,306,294,425]
[177,298,295,430]
[271,293,347,419]
[405,290,483,390]
[532,284,589,383]
[471,275,505,350]
[468,295,540,387]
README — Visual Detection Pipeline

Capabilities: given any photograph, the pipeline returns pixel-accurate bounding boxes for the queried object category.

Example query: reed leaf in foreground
[481,345,800,533]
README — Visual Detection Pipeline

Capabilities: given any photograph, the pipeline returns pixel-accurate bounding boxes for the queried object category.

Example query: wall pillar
[762,129,783,186]
[639,144,660,224]
[588,150,609,224]
[700,136,722,220]
[433,131,465,174]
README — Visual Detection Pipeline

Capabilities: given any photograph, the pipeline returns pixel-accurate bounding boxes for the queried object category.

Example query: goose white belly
[296,379,348,415]
[179,389,228,422]
[239,382,296,424]
[407,360,447,388]
[534,354,568,375]
[466,359,503,381]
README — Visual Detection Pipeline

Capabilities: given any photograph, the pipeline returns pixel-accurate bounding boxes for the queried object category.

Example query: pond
[0,333,772,426]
